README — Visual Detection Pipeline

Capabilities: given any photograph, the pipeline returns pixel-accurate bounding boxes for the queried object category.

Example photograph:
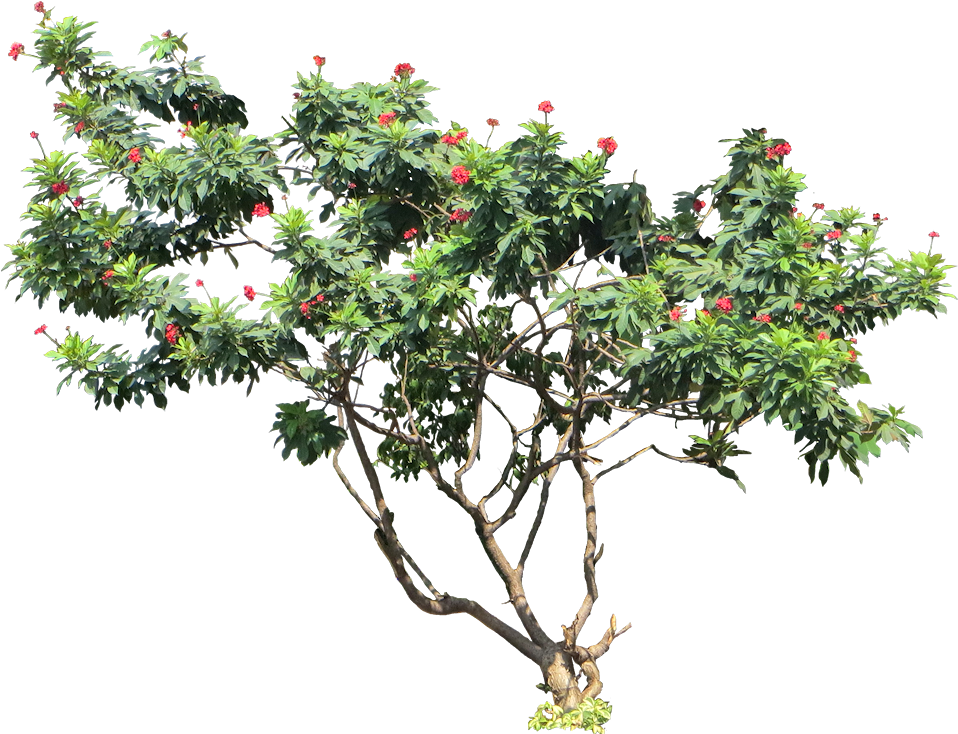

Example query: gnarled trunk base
[539,644,602,712]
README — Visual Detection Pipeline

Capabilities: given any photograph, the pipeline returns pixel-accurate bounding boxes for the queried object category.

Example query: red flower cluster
[700,309,711,317]
[929,231,940,238]
[243,285,256,301]
[834,304,845,313]
[752,313,772,323]
[53,102,66,111]
[347,182,356,189]
[178,120,192,138]
[794,302,804,311]
[403,228,418,240]
[538,100,554,114]
[394,62,415,78]
[313,55,325,67]
[195,279,204,287]
[128,148,141,163]
[449,209,472,223]
[410,273,417,282]
[801,242,814,249]
[74,121,85,134]
[765,142,792,159]
[165,323,181,345]
[813,203,825,210]
[73,196,84,207]
[824,229,841,241]
[51,181,69,195]
[848,348,857,363]
[299,293,325,319]
[817,331,828,341]
[487,118,500,127]
[378,111,397,127]
[669,307,684,322]
[30,131,38,139]
[873,213,887,222]
[35,2,45,12]
[692,199,706,214]
[657,234,675,242]
[440,129,469,145]
[450,165,471,185]
[101,270,115,281]
[34,324,47,335]
[251,202,271,217]
[715,297,733,313]
[9,42,25,61]
[597,137,618,155]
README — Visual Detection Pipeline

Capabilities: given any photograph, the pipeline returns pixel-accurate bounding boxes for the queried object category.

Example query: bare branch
[594,445,654,483]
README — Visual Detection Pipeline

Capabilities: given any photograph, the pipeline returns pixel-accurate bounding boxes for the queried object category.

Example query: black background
[2,3,953,732]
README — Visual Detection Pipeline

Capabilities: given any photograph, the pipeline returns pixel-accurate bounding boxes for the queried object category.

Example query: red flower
[51,181,69,196]
[537,100,554,114]
[669,307,684,321]
[410,273,417,281]
[764,142,792,159]
[692,199,706,213]
[824,229,841,241]
[597,137,618,155]
[450,165,471,185]
[752,313,772,323]
[403,228,418,240]
[393,62,415,78]
[293,93,301,99]
[30,131,38,139]
[300,301,310,316]
[9,43,25,61]
[873,213,887,222]
[34,324,47,335]
[715,297,733,313]
[929,231,940,238]
[164,323,181,345]
[35,2,45,12]
[103,239,112,249]
[193,103,199,110]
[834,304,845,313]
[441,132,467,145]
[72,196,84,207]
[850,337,857,344]
[251,202,271,217]
[313,294,325,303]
[243,285,256,301]
[700,309,711,317]
[801,242,814,249]
[74,121,85,134]
[487,118,500,127]
[848,348,857,363]
[812,203,825,210]
[178,120,192,138]
[195,279,204,287]
[53,102,66,111]
[794,302,804,311]
[449,209,472,223]
[313,55,326,67]
[378,111,397,127]
[128,147,141,163]
[347,182,356,189]
[657,235,675,242]
[817,331,828,341]
[101,270,115,281]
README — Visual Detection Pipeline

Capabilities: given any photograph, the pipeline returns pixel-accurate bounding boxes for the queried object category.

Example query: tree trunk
[539,643,602,712]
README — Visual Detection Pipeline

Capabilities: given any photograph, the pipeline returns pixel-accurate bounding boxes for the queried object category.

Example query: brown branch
[454,372,488,493]
[594,445,654,484]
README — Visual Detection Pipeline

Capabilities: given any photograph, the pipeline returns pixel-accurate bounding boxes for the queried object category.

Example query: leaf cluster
[5,13,952,488]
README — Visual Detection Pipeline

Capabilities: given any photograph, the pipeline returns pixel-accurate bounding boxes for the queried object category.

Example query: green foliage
[528,698,613,733]
[5,13,953,493]
[272,401,347,465]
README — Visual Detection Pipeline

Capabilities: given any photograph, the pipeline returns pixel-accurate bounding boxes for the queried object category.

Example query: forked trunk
[539,644,602,712]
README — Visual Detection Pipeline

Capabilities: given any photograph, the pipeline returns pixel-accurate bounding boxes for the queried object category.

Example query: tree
[5,5,952,732]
